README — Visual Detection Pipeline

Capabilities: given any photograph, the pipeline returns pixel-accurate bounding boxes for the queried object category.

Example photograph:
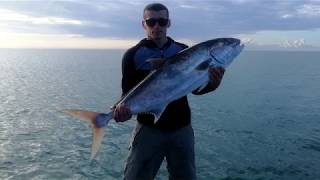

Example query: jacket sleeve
[121,48,137,96]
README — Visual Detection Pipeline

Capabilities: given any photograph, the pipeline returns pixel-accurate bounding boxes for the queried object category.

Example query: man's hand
[112,104,132,123]
[192,66,225,95]
[208,66,225,89]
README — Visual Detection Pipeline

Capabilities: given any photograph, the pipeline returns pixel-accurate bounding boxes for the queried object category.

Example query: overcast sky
[0,0,320,50]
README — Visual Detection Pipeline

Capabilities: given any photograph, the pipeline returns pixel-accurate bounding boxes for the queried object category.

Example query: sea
[0,49,319,180]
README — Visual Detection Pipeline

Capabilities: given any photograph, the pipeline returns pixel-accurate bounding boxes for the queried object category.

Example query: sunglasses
[144,18,169,27]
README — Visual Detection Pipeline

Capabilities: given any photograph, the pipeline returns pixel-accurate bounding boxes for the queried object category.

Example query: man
[113,3,225,180]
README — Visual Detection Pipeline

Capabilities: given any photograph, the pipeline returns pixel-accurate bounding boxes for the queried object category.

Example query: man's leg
[124,123,166,180]
[166,125,196,180]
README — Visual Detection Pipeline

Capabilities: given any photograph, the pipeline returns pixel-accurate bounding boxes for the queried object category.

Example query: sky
[0,0,320,50]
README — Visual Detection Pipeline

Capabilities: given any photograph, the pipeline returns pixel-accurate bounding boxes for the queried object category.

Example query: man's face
[143,10,170,40]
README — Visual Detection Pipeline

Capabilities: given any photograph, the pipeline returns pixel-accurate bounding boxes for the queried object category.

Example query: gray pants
[124,122,196,180]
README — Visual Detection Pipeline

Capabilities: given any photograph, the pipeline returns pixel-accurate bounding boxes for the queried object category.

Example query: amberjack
[63,38,244,159]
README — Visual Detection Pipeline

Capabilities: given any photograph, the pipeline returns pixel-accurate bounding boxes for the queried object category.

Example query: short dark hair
[143,3,169,18]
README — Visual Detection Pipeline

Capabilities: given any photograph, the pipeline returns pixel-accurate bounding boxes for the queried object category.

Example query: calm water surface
[0,49,319,179]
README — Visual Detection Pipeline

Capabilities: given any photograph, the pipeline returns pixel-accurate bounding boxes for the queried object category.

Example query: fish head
[204,38,244,68]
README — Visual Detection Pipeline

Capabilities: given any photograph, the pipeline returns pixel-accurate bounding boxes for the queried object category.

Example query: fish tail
[62,109,113,160]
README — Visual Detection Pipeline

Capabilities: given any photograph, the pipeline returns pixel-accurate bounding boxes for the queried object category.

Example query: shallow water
[0,49,319,179]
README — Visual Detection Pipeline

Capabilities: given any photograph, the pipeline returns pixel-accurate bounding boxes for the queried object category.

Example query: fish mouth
[230,40,244,52]
[228,39,243,48]
[209,39,244,66]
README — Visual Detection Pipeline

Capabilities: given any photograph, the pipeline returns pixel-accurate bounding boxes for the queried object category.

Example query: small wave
[15,108,31,115]
[225,165,305,178]
[301,138,320,152]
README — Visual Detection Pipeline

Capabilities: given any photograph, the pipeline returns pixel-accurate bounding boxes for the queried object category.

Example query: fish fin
[62,109,113,159]
[195,80,209,93]
[63,109,99,125]
[63,109,112,127]
[195,58,212,71]
[91,126,105,160]
[147,58,166,70]
[151,105,167,124]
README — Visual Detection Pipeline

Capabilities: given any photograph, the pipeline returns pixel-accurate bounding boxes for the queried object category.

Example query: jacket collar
[139,37,173,49]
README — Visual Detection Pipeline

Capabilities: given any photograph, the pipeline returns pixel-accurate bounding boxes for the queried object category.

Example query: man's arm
[192,67,225,95]
[113,49,137,122]
[121,49,137,96]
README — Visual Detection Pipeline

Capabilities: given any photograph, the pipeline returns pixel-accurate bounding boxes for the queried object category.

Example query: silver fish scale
[118,38,243,116]
[124,55,211,114]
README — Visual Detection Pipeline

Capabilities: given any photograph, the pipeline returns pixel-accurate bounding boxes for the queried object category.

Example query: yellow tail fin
[62,109,113,159]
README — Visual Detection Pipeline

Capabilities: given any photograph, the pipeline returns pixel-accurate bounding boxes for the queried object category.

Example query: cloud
[280,4,320,19]
[0,0,320,49]
[179,4,198,9]
[281,39,306,48]
[0,32,136,49]
[297,4,320,16]
[242,37,319,51]
[239,37,255,45]
[1,1,320,38]
[0,8,83,25]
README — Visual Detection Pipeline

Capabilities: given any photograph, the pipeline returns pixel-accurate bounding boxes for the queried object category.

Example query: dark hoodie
[121,37,190,131]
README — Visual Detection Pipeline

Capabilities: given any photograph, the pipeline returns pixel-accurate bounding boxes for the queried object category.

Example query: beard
[151,30,164,39]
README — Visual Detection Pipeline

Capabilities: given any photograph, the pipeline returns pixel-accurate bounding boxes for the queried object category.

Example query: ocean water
[0,49,319,180]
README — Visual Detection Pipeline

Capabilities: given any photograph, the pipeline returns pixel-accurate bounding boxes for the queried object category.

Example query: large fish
[63,38,244,159]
